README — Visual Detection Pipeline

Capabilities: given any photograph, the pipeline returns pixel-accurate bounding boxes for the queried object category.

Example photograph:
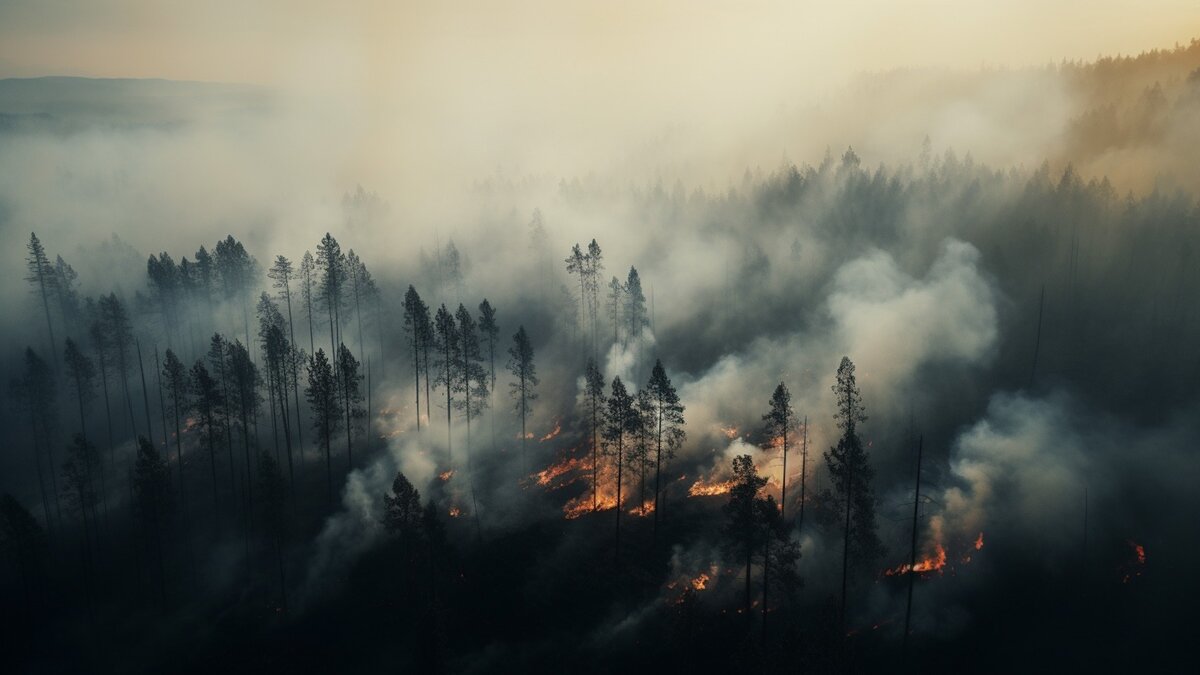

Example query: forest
[2,14,1199,675]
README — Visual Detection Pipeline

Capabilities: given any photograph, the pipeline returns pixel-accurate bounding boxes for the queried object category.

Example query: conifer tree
[507,326,538,468]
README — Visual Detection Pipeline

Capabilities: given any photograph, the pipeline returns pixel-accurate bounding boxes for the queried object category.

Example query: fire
[438,469,455,482]
[1122,540,1147,583]
[975,532,985,550]
[533,453,589,488]
[719,424,739,439]
[688,478,734,497]
[884,544,947,577]
[630,499,655,516]
[1130,540,1146,565]
[539,419,563,442]
[765,435,785,450]
[690,572,710,590]
[448,506,461,517]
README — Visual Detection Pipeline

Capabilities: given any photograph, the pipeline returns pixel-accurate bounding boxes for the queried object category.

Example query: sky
[3,1,1196,196]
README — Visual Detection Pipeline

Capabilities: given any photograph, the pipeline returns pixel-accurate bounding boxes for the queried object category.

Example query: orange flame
[630,498,655,517]
[438,469,455,482]
[540,419,563,442]
[975,532,985,550]
[719,424,739,439]
[1130,540,1146,565]
[448,506,461,518]
[884,544,947,577]
[690,572,710,590]
[688,478,734,497]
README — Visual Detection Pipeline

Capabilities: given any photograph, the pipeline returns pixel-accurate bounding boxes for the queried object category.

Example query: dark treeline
[2,141,1197,674]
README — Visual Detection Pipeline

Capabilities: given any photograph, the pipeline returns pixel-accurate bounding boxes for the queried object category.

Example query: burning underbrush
[883,531,985,579]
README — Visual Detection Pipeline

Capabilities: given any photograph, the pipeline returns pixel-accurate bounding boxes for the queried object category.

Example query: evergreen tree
[606,276,625,344]
[226,340,259,515]
[722,454,767,617]
[54,254,83,339]
[583,358,606,512]
[315,233,346,358]
[454,305,488,460]
[645,359,685,541]
[336,344,364,468]
[258,293,292,478]
[213,235,259,353]
[602,376,637,564]
[269,255,305,466]
[25,233,60,373]
[507,326,538,468]
[306,349,339,508]
[586,239,604,352]
[478,299,499,448]
[565,243,587,342]
[98,293,138,439]
[433,304,459,462]
[162,350,190,510]
[762,382,795,520]
[189,360,224,512]
[624,266,648,347]
[64,339,97,442]
[824,356,882,634]
[403,286,431,433]
[299,250,317,355]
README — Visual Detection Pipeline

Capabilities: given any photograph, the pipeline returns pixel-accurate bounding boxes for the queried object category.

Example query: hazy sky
[2,1,1198,208]
[2,1,1197,85]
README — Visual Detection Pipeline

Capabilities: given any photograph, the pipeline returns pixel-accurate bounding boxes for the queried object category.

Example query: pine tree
[226,340,259,516]
[586,240,604,353]
[478,299,499,447]
[824,356,882,634]
[455,305,488,459]
[433,304,459,462]
[162,350,190,511]
[214,235,259,354]
[336,344,364,469]
[762,382,795,520]
[299,251,317,355]
[606,276,625,344]
[269,255,305,466]
[315,233,346,359]
[507,326,538,468]
[65,336,107,529]
[583,358,606,512]
[645,359,685,541]
[602,376,637,565]
[624,267,648,359]
[53,255,83,340]
[261,296,297,485]
[565,244,587,343]
[25,233,60,373]
[98,294,138,439]
[306,349,339,508]
[403,286,431,433]
[189,360,224,513]
[723,454,767,617]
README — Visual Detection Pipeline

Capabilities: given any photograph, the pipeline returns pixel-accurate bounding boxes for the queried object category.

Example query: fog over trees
[1,27,1199,675]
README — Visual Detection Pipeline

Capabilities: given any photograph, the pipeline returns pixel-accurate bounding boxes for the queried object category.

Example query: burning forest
[1,3,1198,674]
